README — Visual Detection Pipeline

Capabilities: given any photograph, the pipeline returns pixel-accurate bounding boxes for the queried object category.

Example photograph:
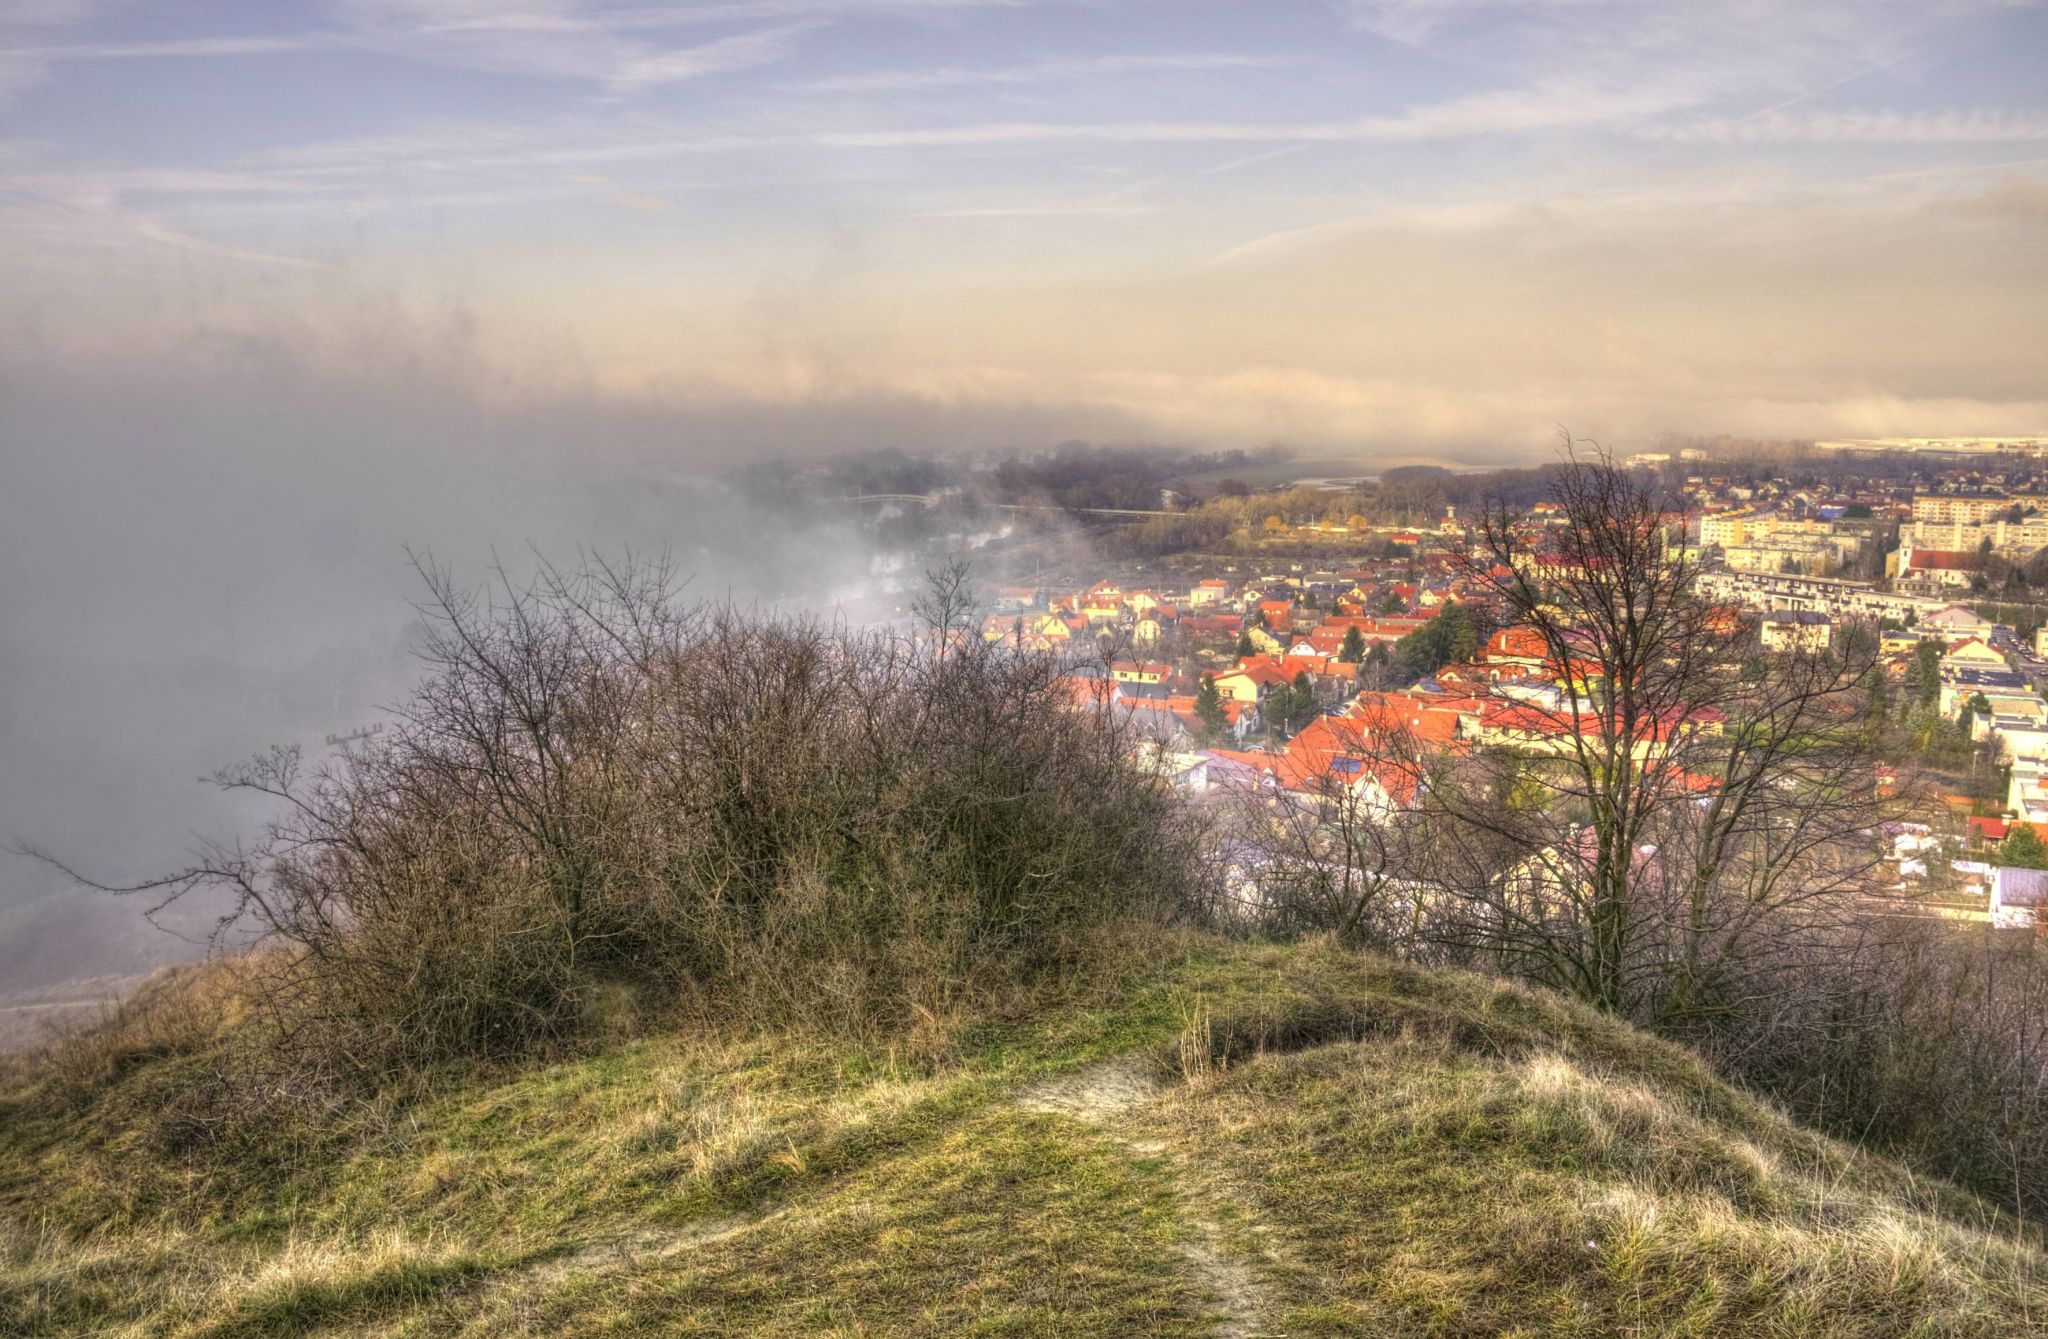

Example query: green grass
[4,939,2043,1336]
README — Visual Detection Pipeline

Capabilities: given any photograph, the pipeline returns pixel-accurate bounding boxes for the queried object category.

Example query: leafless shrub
[1206,707,1440,951]
[24,555,1207,1091]
[1708,918,2048,1224]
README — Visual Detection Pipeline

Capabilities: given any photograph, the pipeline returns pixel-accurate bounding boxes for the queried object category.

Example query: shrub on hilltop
[27,557,1207,1106]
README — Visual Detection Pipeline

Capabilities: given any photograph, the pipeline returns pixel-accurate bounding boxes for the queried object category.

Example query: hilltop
[4,938,2041,1338]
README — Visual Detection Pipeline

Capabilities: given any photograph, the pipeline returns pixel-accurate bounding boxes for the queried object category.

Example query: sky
[3,0,2045,453]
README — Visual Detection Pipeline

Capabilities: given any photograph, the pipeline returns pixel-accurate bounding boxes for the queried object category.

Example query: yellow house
[1025,613,1073,643]
[1941,639,2007,672]
[1246,625,1285,656]
[1207,661,1293,704]
[1112,661,1171,685]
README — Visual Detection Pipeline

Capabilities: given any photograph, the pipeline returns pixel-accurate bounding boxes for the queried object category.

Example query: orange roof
[1480,699,1723,739]
[1483,626,1549,662]
[1209,725,1422,806]
[1906,549,1984,573]
[1971,817,2048,843]
[1276,654,1331,679]
[1346,691,1470,743]
[1280,718,1421,804]
[1223,659,1302,688]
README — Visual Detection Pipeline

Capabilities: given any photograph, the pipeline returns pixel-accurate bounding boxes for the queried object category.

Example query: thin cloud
[183,78,1693,191]
[1200,142,1312,175]
[812,82,1697,148]
[1342,0,1608,45]
[804,52,1282,94]
[326,2,822,89]
[0,36,339,60]
[905,202,1162,218]
[4,167,338,200]
[1198,161,2047,268]
[1,171,328,269]
[408,0,1022,31]
[128,220,326,268]
[608,22,819,90]
[0,31,347,102]
[606,189,670,210]
[1644,109,2048,145]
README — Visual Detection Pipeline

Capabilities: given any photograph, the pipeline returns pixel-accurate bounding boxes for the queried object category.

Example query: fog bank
[0,356,947,995]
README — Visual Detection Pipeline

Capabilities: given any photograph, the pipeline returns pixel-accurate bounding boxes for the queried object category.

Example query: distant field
[0,976,143,1053]
[1171,456,1377,488]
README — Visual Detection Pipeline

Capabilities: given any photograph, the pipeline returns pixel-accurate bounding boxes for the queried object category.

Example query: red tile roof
[1483,626,1550,662]
[1906,549,1985,573]
[1346,691,1471,743]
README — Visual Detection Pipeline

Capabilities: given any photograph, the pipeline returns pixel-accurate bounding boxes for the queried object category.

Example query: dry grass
[2,956,261,1095]
[3,936,2043,1337]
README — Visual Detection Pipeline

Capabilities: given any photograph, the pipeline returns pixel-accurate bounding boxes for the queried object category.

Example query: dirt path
[518,1213,760,1289]
[459,1211,774,1333]
[1016,1056,1163,1119]
[1017,1059,1280,1339]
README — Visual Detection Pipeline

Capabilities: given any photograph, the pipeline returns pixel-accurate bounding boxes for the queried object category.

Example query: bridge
[833,494,1181,519]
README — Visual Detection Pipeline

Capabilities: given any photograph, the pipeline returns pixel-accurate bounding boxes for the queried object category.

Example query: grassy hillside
[4,939,2043,1337]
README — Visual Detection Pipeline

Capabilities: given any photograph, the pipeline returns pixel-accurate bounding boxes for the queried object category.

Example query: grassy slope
[3,939,2043,1337]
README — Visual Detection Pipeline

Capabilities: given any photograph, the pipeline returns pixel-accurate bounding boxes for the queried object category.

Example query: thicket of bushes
[22,557,1207,1137]
[1702,922,2048,1225]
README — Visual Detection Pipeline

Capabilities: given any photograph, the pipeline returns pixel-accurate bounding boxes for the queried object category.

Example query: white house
[2009,758,2048,823]
[1976,710,2048,763]
[1990,866,2048,929]
[1923,604,1994,638]
[1759,609,1832,652]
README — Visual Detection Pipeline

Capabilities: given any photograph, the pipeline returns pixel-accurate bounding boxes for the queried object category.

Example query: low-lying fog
[0,359,983,1009]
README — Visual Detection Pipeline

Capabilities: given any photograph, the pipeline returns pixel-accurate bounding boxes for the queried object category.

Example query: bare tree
[1424,441,1892,1027]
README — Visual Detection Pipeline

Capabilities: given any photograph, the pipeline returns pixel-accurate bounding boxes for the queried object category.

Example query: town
[954,444,2048,932]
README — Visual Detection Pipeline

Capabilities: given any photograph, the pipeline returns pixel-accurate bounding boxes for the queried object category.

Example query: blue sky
[4,0,2046,452]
